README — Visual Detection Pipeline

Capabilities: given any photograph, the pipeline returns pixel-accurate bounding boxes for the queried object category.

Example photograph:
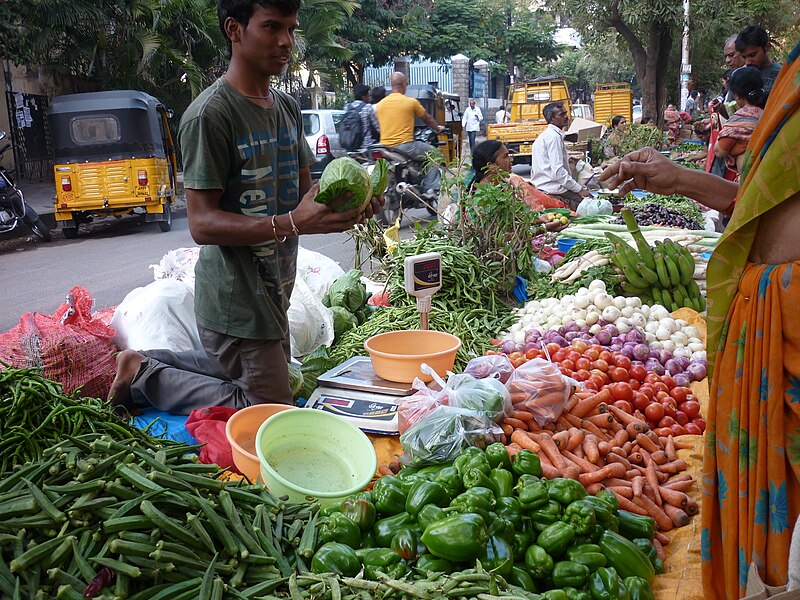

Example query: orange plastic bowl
[364,329,462,383]
[226,403,296,481]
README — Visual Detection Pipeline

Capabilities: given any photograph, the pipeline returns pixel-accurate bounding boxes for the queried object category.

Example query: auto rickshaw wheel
[62,226,79,239]
[158,202,172,232]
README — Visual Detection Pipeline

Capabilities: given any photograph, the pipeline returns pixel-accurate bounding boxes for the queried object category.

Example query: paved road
[0,213,358,332]
[0,208,434,333]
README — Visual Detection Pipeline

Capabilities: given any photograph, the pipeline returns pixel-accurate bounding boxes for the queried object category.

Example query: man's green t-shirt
[178,78,314,340]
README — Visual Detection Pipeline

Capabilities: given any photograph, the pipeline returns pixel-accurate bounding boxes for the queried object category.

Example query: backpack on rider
[339,102,366,151]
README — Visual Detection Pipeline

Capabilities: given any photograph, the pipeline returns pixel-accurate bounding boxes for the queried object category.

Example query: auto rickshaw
[405,85,461,162]
[48,90,178,238]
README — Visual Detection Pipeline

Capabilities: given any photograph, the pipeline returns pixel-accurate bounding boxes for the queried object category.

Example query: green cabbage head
[315,157,390,212]
[315,157,371,211]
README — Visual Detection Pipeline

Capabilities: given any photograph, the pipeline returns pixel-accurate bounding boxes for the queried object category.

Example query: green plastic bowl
[255,409,377,504]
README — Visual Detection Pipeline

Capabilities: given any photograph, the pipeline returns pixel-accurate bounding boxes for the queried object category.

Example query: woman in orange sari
[600,39,800,598]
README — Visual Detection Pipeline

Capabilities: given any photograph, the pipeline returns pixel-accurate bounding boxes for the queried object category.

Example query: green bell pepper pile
[307,444,657,598]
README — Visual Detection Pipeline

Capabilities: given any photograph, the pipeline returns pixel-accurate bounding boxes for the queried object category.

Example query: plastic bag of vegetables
[399,404,503,466]
[505,358,576,427]
[315,157,390,211]
[463,355,515,384]
[444,374,512,421]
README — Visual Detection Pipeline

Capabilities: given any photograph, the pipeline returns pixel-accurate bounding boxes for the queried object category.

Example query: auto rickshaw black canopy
[48,90,169,163]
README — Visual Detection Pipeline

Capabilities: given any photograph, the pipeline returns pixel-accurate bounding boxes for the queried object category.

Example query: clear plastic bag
[422,364,511,421]
[505,358,576,427]
[444,374,512,421]
[576,196,613,217]
[463,355,515,384]
[397,386,446,435]
[399,405,503,466]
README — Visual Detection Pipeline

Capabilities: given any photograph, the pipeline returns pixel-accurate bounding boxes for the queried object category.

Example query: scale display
[411,259,441,292]
[403,252,442,297]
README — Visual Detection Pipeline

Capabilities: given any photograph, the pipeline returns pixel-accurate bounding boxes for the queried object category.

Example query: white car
[301,109,346,178]
[633,104,643,123]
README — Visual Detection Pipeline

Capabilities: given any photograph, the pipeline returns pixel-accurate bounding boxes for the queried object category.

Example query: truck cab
[486,77,572,164]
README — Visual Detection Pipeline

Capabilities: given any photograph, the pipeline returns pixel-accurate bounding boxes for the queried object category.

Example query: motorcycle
[371,127,448,225]
[0,131,51,241]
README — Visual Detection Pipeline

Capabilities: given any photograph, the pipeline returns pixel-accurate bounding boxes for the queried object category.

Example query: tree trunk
[343,62,363,88]
[610,15,675,131]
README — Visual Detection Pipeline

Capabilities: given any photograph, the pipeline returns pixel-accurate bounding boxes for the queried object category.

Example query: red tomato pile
[488,340,706,436]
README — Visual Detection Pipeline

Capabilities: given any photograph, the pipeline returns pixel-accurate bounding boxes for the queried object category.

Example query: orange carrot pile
[502,387,697,534]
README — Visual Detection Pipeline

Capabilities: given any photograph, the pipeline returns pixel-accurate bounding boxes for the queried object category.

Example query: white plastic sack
[441,202,459,226]
[111,279,202,353]
[575,160,596,187]
[150,247,200,289]
[296,246,344,297]
[288,276,335,358]
[576,196,613,217]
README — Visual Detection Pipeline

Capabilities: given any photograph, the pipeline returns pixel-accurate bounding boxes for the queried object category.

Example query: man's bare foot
[108,349,144,413]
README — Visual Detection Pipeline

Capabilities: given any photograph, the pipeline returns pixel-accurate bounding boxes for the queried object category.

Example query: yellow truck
[593,82,633,126]
[486,78,572,164]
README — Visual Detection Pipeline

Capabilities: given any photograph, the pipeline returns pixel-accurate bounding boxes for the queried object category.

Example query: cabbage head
[315,157,373,211]
[330,306,358,339]
[288,363,304,399]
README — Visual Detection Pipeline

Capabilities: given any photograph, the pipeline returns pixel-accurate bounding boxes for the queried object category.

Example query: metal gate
[4,91,52,182]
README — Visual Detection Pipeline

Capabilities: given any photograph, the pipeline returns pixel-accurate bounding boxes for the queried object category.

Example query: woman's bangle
[271,215,287,244]
[287,211,300,237]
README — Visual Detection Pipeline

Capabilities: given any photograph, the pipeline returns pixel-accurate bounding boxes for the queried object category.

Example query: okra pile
[0,367,163,473]
[0,433,319,599]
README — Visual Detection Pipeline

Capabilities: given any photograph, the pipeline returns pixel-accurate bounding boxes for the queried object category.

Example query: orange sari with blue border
[703,40,800,598]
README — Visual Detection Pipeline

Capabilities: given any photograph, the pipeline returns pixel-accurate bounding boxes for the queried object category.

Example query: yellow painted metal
[53,157,174,222]
[486,79,572,156]
[593,82,633,126]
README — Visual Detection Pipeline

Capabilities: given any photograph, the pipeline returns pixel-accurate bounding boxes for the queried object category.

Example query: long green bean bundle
[0,366,164,474]
[328,305,515,371]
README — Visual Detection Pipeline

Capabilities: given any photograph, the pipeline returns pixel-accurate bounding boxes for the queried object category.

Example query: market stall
[0,165,721,598]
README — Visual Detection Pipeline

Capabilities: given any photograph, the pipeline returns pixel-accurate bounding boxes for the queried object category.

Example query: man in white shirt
[530,101,590,210]
[461,99,483,154]
[495,105,510,124]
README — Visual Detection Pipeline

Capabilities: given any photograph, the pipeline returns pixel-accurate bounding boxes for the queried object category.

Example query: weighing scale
[303,253,443,435]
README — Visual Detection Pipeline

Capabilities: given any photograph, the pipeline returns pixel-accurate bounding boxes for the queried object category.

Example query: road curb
[0,205,188,246]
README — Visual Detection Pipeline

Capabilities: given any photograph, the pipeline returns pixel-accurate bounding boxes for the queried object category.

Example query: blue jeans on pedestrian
[467,130,477,154]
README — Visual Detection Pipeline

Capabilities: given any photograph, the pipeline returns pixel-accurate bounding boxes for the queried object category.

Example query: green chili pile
[0,367,164,474]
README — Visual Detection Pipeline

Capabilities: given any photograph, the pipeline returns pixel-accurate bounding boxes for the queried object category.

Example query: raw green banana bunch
[605,209,706,312]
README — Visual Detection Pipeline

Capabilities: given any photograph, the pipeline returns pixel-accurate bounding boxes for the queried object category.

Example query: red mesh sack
[0,286,118,399]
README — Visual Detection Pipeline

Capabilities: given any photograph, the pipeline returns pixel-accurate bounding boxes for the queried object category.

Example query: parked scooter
[0,131,51,241]
[371,127,449,225]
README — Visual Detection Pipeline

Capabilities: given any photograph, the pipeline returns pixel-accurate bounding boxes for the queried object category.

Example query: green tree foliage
[335,0,429,86]
[547,0,681,126]
[546,37,636,101]
[548,0,800,124]
[1,0,225,118]
[422,0,559,79]
[685,0,800,96]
